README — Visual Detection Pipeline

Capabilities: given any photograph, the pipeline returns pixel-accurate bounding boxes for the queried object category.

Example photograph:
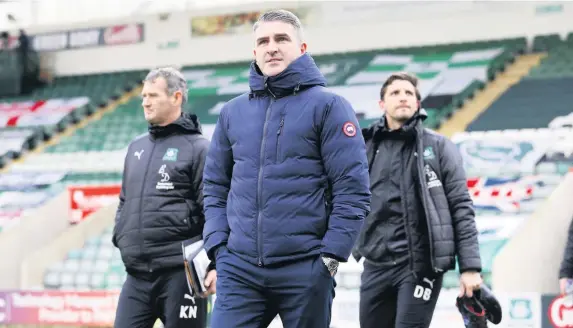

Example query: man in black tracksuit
[112,67,214,328]
[352,72,483,328]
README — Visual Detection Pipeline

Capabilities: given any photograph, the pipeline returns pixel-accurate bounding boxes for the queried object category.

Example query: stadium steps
[437,53,547,137]
[0,85,143,175]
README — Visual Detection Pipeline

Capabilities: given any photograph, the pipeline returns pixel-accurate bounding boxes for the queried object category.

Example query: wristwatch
[322,256,339,276]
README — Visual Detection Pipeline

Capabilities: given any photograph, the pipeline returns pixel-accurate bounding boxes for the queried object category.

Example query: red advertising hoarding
[68,185,121,223]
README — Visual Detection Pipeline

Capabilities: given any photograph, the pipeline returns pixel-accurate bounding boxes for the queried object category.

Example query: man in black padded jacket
[112,67,215,328]
[352,72,483,328]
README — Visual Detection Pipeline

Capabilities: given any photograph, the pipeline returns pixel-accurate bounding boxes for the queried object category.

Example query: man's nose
[266,40,278,53]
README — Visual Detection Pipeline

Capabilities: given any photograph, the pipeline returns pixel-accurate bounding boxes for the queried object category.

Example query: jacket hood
[362,108,428,142]
[249,53,327,98]
[148,112,202,137]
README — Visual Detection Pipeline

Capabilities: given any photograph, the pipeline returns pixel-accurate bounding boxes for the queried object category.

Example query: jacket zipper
[399,150,417,279]
[139,142,156,272]
[256,94,275,266]
[276,116,284,162]
[367,141,379,172]
[416,141,437,272]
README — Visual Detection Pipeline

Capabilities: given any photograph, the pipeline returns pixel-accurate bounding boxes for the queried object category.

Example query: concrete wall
[0,192,70,289]
[492,172,573,294]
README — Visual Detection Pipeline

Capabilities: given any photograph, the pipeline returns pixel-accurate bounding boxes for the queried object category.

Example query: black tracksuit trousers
[114,268,208,328]
[359,260,443,328]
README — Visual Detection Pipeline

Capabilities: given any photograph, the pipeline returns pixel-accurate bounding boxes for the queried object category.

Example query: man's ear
[378,100,385,111]
[173,90,183,106]
[300,42,307,54]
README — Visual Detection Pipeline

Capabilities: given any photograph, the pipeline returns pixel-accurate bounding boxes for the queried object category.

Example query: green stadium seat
[94,259,111,273]
[79,259,95,273]
[82,245,99,260]
[74,272,90,289]
[85,236,102,247]
[532,33,564,52]
[89,272,107,290]
[66,249,83,260]
[467,77,573,131]
[59,272,75,289]
[99,246,114,261]
[106,272,125,289]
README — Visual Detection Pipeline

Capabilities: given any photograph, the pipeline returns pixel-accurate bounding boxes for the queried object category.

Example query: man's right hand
[203,269,217,298]
[560,277,570,295]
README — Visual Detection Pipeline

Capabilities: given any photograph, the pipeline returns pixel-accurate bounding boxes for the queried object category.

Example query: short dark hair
[379,72,421,101]
[253,9,304,43]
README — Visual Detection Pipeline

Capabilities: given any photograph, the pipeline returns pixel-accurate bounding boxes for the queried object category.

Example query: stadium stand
[0,70,146,234]
[0,70,146,168]
[42,225,124,291]
[180,37,527,130]
[467,35,573,132]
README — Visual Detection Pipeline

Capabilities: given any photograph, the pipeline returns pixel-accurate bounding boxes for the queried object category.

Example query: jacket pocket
[183,198,204,237]
[275,115,285,163]
[112,205,127,247]
[183,199,194,228]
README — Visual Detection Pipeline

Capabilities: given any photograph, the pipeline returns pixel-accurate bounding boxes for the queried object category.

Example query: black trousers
[114,268,208,328]
[359,260,443,328]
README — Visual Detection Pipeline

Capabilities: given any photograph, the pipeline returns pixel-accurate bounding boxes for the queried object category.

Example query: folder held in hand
[181,236,210,297]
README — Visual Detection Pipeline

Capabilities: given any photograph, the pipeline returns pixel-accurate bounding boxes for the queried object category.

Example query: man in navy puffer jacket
[202,9,371,328]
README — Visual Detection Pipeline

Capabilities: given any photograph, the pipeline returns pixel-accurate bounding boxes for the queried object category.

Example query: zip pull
[277,117,284,135]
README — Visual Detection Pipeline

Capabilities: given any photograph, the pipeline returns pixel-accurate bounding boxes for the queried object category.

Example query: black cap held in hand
[475,284,502,325]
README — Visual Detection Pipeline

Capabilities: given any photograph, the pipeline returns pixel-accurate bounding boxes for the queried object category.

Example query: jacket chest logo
[156,164,174,190]
[163,148,179,161]
[134,149,144,160]
[424,164,442,189]
[423,146,435,160]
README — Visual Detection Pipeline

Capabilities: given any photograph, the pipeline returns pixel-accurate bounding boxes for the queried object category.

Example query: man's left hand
[459,271,482,298]
[202,269,217,297]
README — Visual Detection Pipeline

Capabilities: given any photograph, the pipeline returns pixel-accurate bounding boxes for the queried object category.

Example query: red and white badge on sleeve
[342,121,357,137]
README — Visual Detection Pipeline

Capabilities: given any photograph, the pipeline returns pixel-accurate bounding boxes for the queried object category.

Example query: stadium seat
[467,77,573,131]
[532,33,565,52]
[43,225,126,290]
[466,39,573,132]
[527,45,573,79]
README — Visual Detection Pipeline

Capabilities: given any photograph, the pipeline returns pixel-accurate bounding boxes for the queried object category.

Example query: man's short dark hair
[380,72,422,101]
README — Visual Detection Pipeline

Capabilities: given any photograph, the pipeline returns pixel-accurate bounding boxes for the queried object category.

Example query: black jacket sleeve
[439,137,482,273]
[112,150,129,248]
[190,137,210,227]
[559,218,573,278]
